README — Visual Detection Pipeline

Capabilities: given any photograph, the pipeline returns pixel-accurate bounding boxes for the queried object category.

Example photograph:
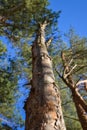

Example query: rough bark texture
[72,88,87,130]
[24,23,66,130]
[61,52,87,130]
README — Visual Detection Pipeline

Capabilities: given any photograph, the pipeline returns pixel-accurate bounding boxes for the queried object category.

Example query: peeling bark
[24,23,66,130]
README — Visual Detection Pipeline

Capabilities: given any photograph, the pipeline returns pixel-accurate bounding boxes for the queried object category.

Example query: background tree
[0,40,25,129]
[0,1,66,130]
[46,34,82,130]
[1,0,87,130]
[54,29,87,130]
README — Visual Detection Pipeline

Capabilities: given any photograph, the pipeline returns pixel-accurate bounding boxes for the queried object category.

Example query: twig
[45,37,53,47]
[54,67,62,78]
[64,64,77,79]
[60,87,67,90]
[64,115,79,121]
[62,100,72,106]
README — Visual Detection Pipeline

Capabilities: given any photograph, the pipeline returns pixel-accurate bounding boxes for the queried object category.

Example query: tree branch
[62,100,72,106]
[76,80,87,91]
[64,115,79,121]
[54,67,62,79]
[76,80,87,86]
[64,64,77,79]
[45,37,53,47]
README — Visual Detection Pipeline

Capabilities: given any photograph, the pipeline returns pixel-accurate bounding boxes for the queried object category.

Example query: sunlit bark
[24,22,66,130]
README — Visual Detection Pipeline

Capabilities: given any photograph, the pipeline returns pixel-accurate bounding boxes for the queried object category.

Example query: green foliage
[0,1,60,129]
[0,124,12,130]
[20,43,32,79]
[0,41,6,55]
[0,41,25,129]
[1,0,86,130]
[0,0,60,43]
[50,28,87,129]
[0,69,16,116]
[58,29,87,129]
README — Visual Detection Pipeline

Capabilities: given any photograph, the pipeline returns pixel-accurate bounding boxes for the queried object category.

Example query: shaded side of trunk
[24,23,66,130]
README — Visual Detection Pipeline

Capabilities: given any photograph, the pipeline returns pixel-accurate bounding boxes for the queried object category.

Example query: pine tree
[55,29,87,130]
[0,0,66,129]
[24,21,66,130]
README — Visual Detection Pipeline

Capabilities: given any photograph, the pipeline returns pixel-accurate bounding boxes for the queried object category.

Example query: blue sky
[49,0,87,37]
[0,1,87,130]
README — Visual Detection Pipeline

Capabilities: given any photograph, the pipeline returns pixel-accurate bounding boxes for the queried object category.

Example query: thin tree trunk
[24,22,66,130]
[72,88,87,130]
[61,52,87,130]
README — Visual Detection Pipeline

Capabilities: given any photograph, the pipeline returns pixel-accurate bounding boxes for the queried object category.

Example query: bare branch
[0,117,10,124]
[54,67,62,79]
[60,87,67,90]
[75,65,87,73]
[76,80,87,86]
[64,115,79,121]
[64,64,77,79]
[45,37,53,47]
[62,100,72,106]
[68,58,73,66]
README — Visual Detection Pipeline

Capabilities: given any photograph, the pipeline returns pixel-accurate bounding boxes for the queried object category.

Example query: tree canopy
[0,0,87,130]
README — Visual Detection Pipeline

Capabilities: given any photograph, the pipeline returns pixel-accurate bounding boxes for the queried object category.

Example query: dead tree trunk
[72,89,87,130]
[24,22,66,130]
[60,52,87,130]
